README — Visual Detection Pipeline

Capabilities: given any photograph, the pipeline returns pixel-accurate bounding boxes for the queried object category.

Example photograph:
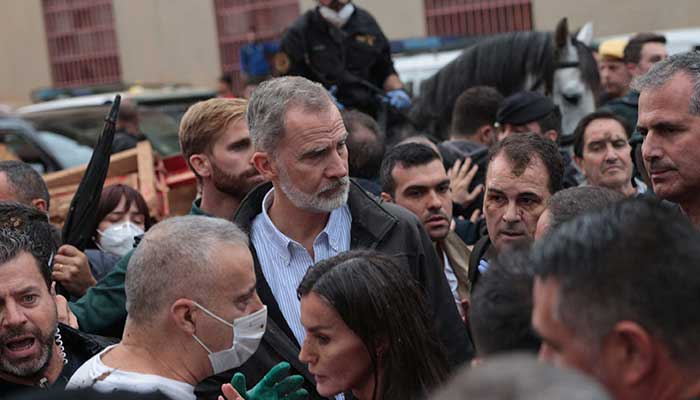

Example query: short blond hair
[179,98,248,177]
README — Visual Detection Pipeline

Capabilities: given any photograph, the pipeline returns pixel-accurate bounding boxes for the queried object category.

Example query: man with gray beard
[198,76,470,399]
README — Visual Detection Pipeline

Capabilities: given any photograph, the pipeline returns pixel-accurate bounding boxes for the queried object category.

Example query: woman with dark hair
[297,250,449,400]
[84,184,154,280]
[90,184,155,253]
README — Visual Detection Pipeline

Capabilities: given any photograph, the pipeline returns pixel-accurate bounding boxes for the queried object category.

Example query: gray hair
[632,51,700,115]
[125,215,249,323]
[430,353,611,400]
[247,76,334,153]
[545,186,624,231]
[0,161,50,210]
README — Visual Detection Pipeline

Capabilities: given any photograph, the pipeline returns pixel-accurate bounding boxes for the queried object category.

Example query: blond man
[69,97,265,336]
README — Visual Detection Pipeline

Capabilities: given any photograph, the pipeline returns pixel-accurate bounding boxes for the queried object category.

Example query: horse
[406,18,600,141]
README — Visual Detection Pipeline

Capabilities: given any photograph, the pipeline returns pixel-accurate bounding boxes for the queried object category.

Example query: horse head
[552,18,600,138]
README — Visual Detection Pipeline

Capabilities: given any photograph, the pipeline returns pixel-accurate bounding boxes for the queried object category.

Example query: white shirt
[67,345,196,400]
[251,188,352,346]
[443,252,461,307]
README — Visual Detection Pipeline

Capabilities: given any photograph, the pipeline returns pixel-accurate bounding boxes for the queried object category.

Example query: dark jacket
[279,7,396,115]
[602,90,639,134]
[467,235,494,289]
[0,323,115,398]
[195,180,472,399]
[111,130,146,154]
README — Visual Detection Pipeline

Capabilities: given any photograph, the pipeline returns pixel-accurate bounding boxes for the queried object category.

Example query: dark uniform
[276,6,396,116]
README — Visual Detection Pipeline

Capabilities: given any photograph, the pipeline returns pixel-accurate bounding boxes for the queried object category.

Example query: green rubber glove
[231,362,308,400]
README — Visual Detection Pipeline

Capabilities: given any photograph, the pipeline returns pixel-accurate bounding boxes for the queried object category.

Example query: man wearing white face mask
[277,0,410,118]
[67,216,306,400]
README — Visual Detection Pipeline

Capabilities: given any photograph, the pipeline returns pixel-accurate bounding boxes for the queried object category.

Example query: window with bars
[424,0,532,37]
[213,0,300,92]
[42,0,121,88]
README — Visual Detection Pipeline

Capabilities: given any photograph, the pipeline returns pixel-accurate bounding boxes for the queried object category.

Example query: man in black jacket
[0,228,113,397]
[277,0,410,117]
[196,76,471,399]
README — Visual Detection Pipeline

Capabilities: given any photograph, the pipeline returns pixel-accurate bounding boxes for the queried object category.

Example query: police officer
[276,0,410,117]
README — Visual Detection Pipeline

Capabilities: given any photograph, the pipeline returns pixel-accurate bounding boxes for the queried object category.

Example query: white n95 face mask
[96,221,144,256]
[319,3,355,27]
[192,303,267,374]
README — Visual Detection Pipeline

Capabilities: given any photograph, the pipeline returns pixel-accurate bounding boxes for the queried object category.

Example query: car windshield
[21,95,211,156]
[36,131,93,168]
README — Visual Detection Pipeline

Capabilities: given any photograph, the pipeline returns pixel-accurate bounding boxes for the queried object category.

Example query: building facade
[1,0,697,106]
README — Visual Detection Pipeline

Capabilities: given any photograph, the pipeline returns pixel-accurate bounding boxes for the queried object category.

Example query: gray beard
[0,326,56,379]
[278,169,349,213]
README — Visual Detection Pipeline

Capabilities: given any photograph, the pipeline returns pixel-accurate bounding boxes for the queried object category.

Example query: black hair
[624,32,667,64]
[572,110,631,158]
[470,248,540,356]
[544,186,624,231]
[0,160,50,210]
[487,133,564,195]
[379,143,441,196]
[0,201,58,287]
[297,250,449,400]
[90,184,155,248]
[342,110,385,180]
[536,107,562,139]
[531,199,700,369]
[450,86,504,137]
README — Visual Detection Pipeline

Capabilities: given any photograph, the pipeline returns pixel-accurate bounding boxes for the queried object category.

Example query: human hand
[52,244,96,297]
[449,158,483,208]
[386,89,411,109]
[52,282,79,329]
[230,362,308,400]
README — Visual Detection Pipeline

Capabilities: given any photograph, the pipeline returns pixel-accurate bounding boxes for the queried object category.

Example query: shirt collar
[258,188,349,257]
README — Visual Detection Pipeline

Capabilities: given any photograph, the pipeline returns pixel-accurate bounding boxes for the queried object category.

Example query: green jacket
[69,199,208,337]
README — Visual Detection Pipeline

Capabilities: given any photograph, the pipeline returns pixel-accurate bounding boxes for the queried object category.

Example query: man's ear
[31,198,48,213]
[380,192,393,203]
[477,125,495,146]
[604,321,655,386]
[189,154,211,179]
[251,151,277,181]
[544,129,559,143]
[171,298,198,336]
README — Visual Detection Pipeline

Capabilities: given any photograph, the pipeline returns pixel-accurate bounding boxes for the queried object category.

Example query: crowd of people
[2,1,700,399]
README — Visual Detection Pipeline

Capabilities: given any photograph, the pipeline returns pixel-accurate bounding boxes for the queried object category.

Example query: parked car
[0,117,93,173]
[16,86,216,160]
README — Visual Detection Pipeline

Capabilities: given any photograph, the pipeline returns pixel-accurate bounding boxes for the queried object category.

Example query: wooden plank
[44,146,139,189]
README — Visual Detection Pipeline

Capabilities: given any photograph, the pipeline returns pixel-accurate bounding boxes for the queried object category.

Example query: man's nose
[2,300,28,328]
[427,190,443,210]
[604,144,619,162]
[325,148,348,179]
[502,202,520,222]
[641,133,662,163]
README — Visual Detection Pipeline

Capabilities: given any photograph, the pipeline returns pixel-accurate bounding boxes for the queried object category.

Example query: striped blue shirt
[251,188,352,346]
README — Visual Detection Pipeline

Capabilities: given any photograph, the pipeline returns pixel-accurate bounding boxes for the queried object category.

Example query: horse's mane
[410,31,555,138]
